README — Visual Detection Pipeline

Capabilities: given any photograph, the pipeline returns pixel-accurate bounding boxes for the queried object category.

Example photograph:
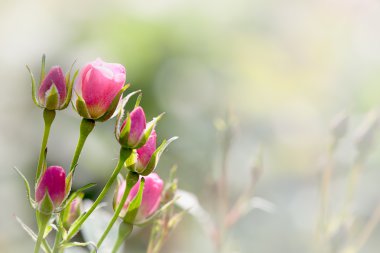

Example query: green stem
[112,222,133,253]
[34,211,51,253]
[93,171,138,252]
[42,240,52,253]
[52,217,63,253]
[36,109,56,181]
[65,147,131,241]
[69,118,95,173]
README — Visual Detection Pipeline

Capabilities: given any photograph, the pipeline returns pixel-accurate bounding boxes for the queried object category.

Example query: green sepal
[38,191,54,215]
[14,167,37,209]
[26,65,41,107]
[123,178,145,223]
[134,93,142,108]
[140,136,178,176]
[113,172,139,212]
[124,149,137,168]
[75,92,91,118]
[62,63,78,109]
[134,113,165,149]
[96,84,130,122]
[16,216,38,241]
[40,54,46,86]
[114,90,141,140]
[114,222,133,252]
[15,216,53,253]
[60,241,97,252]
[118,112,131,147]
[44,84,60,110]
[65,171,73,200]
[37,146,49,182]
[43,224,53,239]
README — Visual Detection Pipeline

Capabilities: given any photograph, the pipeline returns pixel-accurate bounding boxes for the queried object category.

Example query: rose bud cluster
[115,106,176,175]
[21,55,178,253]
[114,173,164,222]
[35,166,66,213]
[73,59,128,122]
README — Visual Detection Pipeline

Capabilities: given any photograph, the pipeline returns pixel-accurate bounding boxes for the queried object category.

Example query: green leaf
[44,84,59,110]
[123,178,145,223]
[140,136,178,176]
[14,167,36,208]
[96,84,130,122]
[26,65,41,107]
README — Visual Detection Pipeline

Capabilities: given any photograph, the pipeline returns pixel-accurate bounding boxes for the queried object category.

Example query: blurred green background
[2,0,380,252]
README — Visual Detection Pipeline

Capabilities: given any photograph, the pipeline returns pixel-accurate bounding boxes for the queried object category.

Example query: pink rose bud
[62,195,82,230]
[74,58,127,121]
[135,130,157,171]
[119,106,147,147]
[35,166,66,208]
[115,173,164,221]
[38,66,67,110]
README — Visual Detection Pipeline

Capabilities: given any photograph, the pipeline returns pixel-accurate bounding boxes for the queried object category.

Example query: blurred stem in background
[212,111,265,253]
[147,166,184,253]
[315,111,380,253]
[316,111,348,244]
[215,111,233,253]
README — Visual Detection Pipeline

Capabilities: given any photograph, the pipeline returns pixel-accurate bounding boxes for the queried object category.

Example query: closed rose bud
[135,130,157,172]
[124,107,146,147]
[35,166,66,208]
[28,55,75,110]
[38,66,67,110]
[117,105,164,149]
[74,59,127,121]
[62,195,82,230]
[115,173,163,221]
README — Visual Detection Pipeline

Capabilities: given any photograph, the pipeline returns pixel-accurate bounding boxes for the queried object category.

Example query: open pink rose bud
[35,166,66,209]
[115,173,163,221]
[74,58,127,121]
[62,195,83,230]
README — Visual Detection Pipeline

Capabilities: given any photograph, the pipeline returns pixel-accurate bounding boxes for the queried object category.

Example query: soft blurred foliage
[2,0,380,252]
